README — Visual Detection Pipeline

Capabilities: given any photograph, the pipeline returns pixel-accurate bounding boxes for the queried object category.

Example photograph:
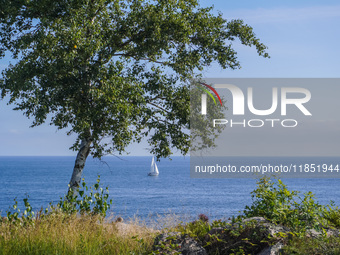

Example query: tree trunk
[69,137,92,192]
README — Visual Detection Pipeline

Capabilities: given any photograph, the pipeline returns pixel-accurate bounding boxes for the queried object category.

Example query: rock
[257,242,284,255]
[243,217,291,238]
[207,217,290,239]
[115,216,123,223]
[153,232,207,255]
[258,223,290,237]
[180,237,207,255]
[306,228,340,238]
[152,217,340,255]
[243,217,268,224]
[205,217,290,255]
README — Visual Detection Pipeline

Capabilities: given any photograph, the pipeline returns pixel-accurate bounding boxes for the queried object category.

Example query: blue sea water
[1,156,340,221]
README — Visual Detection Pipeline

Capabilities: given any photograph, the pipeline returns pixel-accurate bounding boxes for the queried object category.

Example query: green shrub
[173,214,228,243]
[283,234,340,254]
[57,175,112,217]
[176,214,212,241]
[322,202,340,228]
[4,195,35,226]
[243,177,325,233]
[3,176,112,226]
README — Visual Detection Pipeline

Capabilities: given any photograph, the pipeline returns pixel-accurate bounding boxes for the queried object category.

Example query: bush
[174,214,228,243]
[322,202,340,228]
[283,234,340,254]
[57,175,112,217]
[243,177,325,233]
[2,176,112,226]
[176,214,212,241]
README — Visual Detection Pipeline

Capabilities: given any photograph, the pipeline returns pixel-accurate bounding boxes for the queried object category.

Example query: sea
[1,156,340,222]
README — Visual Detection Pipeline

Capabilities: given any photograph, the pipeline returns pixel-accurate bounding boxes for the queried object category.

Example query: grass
[0,212,156,255]
[2,176,340,254]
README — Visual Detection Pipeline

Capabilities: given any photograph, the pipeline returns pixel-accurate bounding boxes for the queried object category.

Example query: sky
[0,0,339,156]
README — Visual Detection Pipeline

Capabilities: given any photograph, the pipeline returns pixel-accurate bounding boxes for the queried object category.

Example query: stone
[257,242,284,255]
[242,217,268,224]
[205,217,290,255]
[180,237,207,255]
[306,228,340,238]
[115,216,123,223]
[153,232,207,255]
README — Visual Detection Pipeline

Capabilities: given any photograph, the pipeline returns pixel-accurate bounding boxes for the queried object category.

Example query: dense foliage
[243,177,325,233]
[0,0,269,188]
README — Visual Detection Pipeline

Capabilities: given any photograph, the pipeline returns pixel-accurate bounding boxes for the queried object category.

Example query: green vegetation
[58,176,112,217]
[283,234,340,255]
[0,213,154,255]
[1,177,155,255]
[0,0,269,190]
[243,176,325,234]
[2,177,340,254]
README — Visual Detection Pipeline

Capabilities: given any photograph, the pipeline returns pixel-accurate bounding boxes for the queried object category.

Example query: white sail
[154,161,159,174]
[148,157,159,176]
[150,157,155,172]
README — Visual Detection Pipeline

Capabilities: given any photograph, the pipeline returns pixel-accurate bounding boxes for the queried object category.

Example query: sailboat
[148,157,159,176]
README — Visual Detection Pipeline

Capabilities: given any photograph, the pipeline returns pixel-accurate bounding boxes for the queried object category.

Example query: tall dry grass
[0,212,157,255]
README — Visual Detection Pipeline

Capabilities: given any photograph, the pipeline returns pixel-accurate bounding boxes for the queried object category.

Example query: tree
[0,0,268,191]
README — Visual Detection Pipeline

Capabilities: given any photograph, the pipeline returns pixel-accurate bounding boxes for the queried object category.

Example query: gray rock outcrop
[152,232,207,255]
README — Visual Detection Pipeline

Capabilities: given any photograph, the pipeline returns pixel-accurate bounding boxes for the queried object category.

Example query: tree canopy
[0,0,268,189]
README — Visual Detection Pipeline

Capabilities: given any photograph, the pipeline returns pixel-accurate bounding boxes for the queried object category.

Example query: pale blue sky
[0,0,339,156]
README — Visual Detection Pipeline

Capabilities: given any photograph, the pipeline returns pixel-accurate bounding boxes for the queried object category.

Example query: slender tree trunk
[69,137,92,192]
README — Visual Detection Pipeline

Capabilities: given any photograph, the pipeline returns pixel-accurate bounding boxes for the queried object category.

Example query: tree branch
[147,102,170,114]
[112,53,168,65]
